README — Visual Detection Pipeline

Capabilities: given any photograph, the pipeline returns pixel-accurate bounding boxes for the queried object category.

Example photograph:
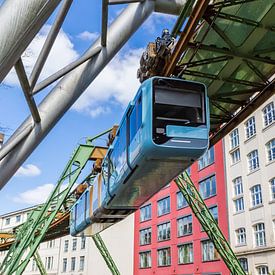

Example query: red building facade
[133,140,230,275]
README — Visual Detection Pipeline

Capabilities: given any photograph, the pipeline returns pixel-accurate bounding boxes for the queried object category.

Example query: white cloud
[15,164,41,177]
[13,183,54,205]
[3,24,79,86]
[143,13,176,34]
[77,31,98,42]
[72,48,143,117]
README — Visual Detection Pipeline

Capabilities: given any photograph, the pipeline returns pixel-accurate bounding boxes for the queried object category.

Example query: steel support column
[0,0,61,83]
[0,0,186,188]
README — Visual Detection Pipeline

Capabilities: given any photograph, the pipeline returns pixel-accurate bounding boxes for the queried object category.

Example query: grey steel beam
[101,0,109,47]
[30,0,73,89]
[108,0,144,4]
[15,59,41,123]
[0,0,187,188]
[0,0,61,83]
[33,46,102,94]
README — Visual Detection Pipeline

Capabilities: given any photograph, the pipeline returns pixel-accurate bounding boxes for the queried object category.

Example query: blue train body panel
[70,76,209,236]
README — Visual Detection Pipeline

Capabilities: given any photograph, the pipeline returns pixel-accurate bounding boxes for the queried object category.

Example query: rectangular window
[72,238,77,251]
[266,139,275,162]
[236,228,246,245]
[263,102,275,127]
[199,175,216,199]
[157,222,171,241]
[198,147,214,170]
[139,251,151,268]
[5,218,10,226]
[251,184,262,207]
[157,247,171,267]
[247,150,259,172]
[254,223,266,247]
[64,240,69,252]
[140,204,151,222]
[201,240,219,262]
[233,177,243,196]
[45,256,53,270]
[239,258,248,272]
[178,243,193,264]
[79,256,85,271]
[47,240,55,249]
[231,148,241,164]
[81,236,86,250]
[230,128,239,149]
[15,215,21,223]
[257,266,269,275]
[62,258,67,272]
[140,227,152,245]
[177,192,188,209]
[234,197,244,213]
[71,257,76,271]
[178,215,192,237]
[245,116,256,139]
[271,178,275,200]
[209,206,218,224]
[157,197,170,216]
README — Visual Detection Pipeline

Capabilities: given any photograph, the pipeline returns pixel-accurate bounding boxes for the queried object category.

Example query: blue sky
[0,1,177,214]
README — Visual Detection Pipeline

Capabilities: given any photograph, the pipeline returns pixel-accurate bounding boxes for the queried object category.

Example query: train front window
[153,78,206,144]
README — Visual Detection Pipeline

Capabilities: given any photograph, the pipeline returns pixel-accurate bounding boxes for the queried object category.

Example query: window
[47,240,55,249]
[230,128,239,149]
[157,222,171,241]
[231,148,241,164]
[234,197,244,212]
[178,243,193,264]
[266,139,275,162]
[198,147,214,170]
[209,206,218,224]
[32,259,38,271]
[5,218,10,226]
[157,197,170,216]
[271,178,275,200]
[45,256,53,270]
[81,236,86,250]
[239,258,248,272]
[178,215,192,237]
[257,265,269,275]
[72,238,77,251]
[254,223,266,247]
[64,240,69,252]
[263,102,275,127]
[62,258,67,272]
[16,215,21,223]
[251,185,262,207]
[140,204,151,222]
[236,228,246,245]
[202,240,219,261]
[245,116,256,139]
[157,247,171,266]
[79,256,85,271]
[247,150,259,172]
[177,192,188,209]
[129,95,142,143]
[233,177,243,196]
[71,257,76,271]
[199,175,216,199]
[139,251,151,268]
[140,227,151,245]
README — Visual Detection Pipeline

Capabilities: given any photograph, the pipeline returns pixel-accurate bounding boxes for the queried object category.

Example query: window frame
[157,196,171,217]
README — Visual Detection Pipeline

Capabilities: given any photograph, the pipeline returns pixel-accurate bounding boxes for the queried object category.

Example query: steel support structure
[175,171,246,275]
[92,234,120,275]
[33,252,47,275]
[0,0,186,189]
[0,143,95,274]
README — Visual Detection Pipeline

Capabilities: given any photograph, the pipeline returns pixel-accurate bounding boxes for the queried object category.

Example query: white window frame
[251,184,262,207]
[266,139,275,163]
[245,116,256,139]
[257,265,269,275]
[271,178,275,200]
[231,148,241,164]
[263,102,275,127]
[178,243,193,264]
[233,177,243,196]
[230,128,239,149]
[254,223,266,247]
[234,197,244,213]
[236,228,246,245]
[139,251,151,268]
[247,150,259,172]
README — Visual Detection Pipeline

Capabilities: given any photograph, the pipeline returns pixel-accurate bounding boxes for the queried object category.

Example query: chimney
[0,133,4,149]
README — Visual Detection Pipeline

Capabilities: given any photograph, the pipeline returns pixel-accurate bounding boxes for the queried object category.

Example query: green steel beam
[0,143,95,275]
[92,234,120,275]
[175,171,246,275]
[33,251,47,275]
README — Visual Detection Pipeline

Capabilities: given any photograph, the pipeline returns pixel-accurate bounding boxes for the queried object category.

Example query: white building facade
[225,95,275,275]
[0,207,134,275]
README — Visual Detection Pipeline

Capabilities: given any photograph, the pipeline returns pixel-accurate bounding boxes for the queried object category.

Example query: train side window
[129,96,142,143]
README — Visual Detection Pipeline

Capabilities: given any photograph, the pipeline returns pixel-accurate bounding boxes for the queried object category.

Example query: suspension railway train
[70,76,209,236]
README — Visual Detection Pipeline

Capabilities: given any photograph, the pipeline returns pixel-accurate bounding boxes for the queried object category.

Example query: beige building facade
[224,95,275,275]
[0,207,134,275]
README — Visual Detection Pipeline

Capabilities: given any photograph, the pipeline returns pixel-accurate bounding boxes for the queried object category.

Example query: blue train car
[70,76,209,236]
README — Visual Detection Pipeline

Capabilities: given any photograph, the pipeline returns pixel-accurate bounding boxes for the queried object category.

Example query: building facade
[133,140,230,275]
[0,207,135,275]
[225,95,275,275]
